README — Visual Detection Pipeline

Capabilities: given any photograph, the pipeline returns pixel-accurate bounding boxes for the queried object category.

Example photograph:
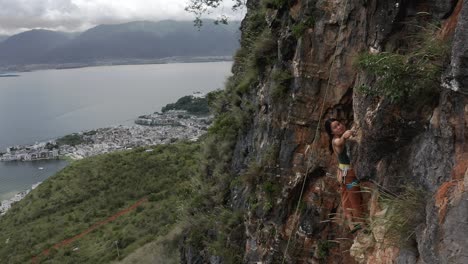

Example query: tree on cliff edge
[185,0,246,26]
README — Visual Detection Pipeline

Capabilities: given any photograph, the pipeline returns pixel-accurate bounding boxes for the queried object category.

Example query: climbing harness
[339,163,351,184]
[281,0,352,263]
[346,179,360,190]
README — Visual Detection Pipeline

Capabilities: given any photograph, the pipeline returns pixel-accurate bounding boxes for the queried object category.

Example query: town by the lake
[1,95,212,215]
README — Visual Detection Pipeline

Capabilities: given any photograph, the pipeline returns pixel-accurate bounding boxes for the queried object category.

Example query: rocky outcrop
[183,0,468,263]
[444,1,468,94]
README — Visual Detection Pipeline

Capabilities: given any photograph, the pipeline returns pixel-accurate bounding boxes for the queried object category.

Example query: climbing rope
[281,0,352,262]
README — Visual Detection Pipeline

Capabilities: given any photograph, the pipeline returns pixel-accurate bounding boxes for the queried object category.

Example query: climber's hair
[324,118,338,154]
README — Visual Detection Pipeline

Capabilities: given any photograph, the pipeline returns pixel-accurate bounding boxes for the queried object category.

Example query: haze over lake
[0,61,232,200]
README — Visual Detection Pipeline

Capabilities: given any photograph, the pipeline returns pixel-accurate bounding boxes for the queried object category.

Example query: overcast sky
[0,0,245,35]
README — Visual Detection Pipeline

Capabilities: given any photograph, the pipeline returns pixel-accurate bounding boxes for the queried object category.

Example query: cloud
[0,0,245,34]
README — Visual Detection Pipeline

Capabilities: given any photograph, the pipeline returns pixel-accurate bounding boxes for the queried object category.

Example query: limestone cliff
[182,1,468,263]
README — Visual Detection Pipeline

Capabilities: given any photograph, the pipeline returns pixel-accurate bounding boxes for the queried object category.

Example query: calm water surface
[0,160,69,200]
[0,62,232,200]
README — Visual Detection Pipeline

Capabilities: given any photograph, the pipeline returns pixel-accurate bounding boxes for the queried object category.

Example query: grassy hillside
[0,142,200,263]
[0,77,248,263]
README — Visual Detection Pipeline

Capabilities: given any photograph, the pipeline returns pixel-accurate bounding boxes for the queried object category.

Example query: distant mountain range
[0,20,240,69]
[0,35,9,42]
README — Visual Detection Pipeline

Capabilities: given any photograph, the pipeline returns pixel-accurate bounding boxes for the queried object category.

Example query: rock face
[444,1,468,95]
[183,0,468,263]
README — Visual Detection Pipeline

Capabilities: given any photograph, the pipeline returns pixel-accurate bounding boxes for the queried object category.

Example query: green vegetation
[116,225,183,264]
[57,130,98,146]
[44,142,58,150]
[239,161,264,189]
[370,185,427,246]
[291,16,315,38]
[161,95,210,115]
[262,0,288,9]
[0,142,200,263]
[271,67,293,101]
[237,142,281,216]
[230,8,274,96]
[185,0,245,27]
[357,52,440,103]
[357,24,450,103]
[83,130,97,136]
[184,207,245,263]
[317,240,334,260]
[252,30,277,70]
[57,133,87,146]
[262,179,282,212]
[234,68,258,94]
[263,143,280,167]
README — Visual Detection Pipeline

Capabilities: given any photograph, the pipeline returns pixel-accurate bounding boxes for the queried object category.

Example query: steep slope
[0,30,71,65]
[0,142,200,263]
[181,0,468,263]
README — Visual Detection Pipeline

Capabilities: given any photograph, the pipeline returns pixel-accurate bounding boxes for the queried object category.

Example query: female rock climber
[325,118,363,232]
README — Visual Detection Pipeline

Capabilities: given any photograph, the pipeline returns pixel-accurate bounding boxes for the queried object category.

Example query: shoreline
[0,182,41,215]
[0,56,233,73]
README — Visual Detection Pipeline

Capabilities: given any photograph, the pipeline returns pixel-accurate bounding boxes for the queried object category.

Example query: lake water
[0,160,69,200]
[0,61,232,200]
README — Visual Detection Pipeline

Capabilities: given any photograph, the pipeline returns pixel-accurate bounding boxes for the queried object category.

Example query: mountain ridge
[0,35,10,42]
[0,19,240,68]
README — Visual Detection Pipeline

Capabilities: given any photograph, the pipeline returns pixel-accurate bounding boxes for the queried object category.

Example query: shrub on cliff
[357,52,442,103]
[270,67,293,101]
[262,0,288,9]
[357,24,450,103]
[291,16,316,38]
[370,185,427,247]
[252,29,277,70]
